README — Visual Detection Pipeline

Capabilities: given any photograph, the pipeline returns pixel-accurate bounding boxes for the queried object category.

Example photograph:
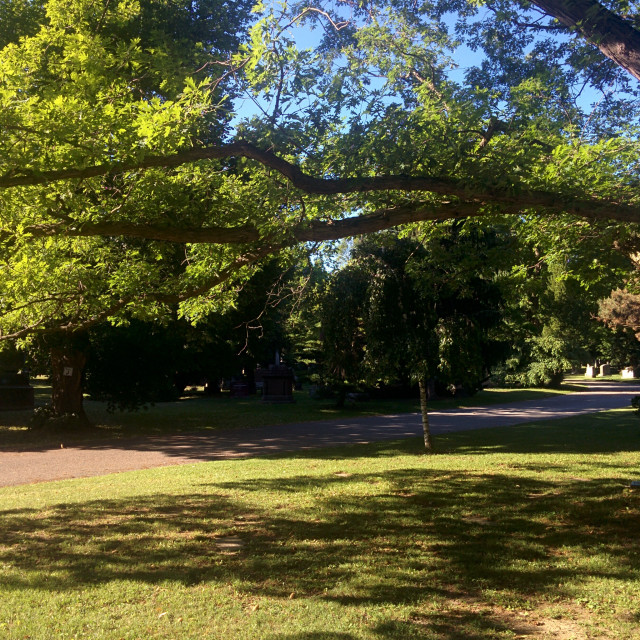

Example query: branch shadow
[6,406,639,467]
[2,466,639,637]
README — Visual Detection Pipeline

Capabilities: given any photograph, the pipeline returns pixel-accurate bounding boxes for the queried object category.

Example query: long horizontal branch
[0,205,485,339]
[16,201,502,246]
[2,141,640,224]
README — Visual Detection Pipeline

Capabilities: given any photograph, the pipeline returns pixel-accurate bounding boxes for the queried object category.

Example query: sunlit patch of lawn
[1,408,639,638]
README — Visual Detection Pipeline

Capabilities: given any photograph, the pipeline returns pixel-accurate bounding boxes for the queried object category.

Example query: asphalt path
[0,381,637,487]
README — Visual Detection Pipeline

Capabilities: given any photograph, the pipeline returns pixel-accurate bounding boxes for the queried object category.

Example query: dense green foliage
[319,225,506,396]
[1,0,640,412]
[0,0,639,340]
[313,218,640,392]
[0,0,255,337]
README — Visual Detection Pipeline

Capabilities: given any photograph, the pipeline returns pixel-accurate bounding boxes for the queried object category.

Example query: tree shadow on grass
[2,467,639,637]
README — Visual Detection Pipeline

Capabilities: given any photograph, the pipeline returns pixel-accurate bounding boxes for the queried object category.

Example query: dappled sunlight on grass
[1,408,640,638]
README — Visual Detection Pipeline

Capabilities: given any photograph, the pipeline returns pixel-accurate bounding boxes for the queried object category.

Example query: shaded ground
[0,381,636,487]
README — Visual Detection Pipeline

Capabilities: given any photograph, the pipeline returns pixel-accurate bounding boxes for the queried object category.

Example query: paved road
[0,381,637,487]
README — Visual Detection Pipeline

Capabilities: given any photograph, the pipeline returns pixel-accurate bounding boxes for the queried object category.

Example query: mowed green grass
[0,381,584,448]
[1,408,639,639]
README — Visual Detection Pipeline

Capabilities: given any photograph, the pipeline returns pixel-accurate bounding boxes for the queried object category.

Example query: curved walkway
[0,381,637,487]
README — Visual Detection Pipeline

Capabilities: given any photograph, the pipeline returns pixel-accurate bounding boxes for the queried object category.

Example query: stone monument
[261,351,294,403]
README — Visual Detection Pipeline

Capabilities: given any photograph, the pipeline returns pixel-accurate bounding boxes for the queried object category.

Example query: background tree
[319,224,506,451]
[598,289,640,367]
[599,289,640,337]
[491,215,637,384]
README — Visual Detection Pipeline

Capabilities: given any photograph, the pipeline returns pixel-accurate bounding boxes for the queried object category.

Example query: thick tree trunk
[532,0,640,82]
[418,377,433,453]
[50,346,88,423]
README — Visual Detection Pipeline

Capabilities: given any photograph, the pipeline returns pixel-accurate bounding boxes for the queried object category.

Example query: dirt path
[0,381,636,487]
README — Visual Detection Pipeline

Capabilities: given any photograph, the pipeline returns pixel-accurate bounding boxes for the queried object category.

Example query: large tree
[2,0,640,417]
[0,0,254,416]
[529,0,640,81]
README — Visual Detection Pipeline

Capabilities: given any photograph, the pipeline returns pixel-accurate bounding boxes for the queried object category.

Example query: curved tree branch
[8,201,522,247]
[2,141,639,224]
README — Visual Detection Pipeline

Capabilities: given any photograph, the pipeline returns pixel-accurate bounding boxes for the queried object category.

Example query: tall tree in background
[488,214,636,384]
[319,225,506,452]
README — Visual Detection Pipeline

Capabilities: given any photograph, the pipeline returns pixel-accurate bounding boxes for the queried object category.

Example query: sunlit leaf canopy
[0,0,639,339]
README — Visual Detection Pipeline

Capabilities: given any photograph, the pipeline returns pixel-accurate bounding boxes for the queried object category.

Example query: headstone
[254,367,264,393]
[599,363,611,376]
[622,367,638,379]
[585,364,595,378]
[262,365,294,403]
[229,378,250,397]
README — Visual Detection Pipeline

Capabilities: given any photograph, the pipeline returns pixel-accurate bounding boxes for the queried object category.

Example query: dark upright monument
[261,350,294,403]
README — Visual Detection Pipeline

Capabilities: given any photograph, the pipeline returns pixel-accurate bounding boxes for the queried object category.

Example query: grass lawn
[1,407,639,639]
[0,381,586,449]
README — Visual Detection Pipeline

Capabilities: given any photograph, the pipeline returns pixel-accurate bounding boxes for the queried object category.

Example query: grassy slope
[1,407,639,639]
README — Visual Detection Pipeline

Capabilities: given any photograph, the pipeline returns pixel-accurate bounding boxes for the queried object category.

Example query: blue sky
[230,3,611,130]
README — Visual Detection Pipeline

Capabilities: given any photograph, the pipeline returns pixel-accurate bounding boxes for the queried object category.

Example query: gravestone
[229,380,250,397]
[254,367,264,394]
[622,367,638,379]
[585,365,595,378]
[261,365,294,403]
[599,363,611,376]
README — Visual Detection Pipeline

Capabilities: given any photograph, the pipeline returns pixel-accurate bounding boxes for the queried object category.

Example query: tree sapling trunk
[418,377,433,453]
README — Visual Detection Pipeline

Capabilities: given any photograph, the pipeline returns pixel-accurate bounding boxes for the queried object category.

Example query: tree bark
[418,377,433,453]
[3,141,640,225]
[50,346,88,422]
[15,191,640,248]
[532,0,640,82]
